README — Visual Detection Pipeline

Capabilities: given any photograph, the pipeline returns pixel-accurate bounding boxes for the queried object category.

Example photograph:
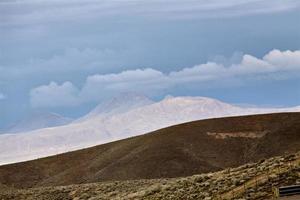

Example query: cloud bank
[30,82,80,107]
[1,0,300,27]
[0,48,120,79]
[30,49,300,107]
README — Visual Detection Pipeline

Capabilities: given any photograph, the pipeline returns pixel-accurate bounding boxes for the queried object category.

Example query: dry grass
[1,152,299,200]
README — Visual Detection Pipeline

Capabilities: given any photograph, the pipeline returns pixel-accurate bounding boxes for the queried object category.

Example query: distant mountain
[0,95,299,165]
[77,92,154,121]
[0,113,299,189]
[4,112,73,134]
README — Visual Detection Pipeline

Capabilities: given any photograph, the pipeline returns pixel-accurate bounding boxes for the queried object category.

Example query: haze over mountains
[2,112,73,134]
[77,92,154,121]
[0,93,299,165]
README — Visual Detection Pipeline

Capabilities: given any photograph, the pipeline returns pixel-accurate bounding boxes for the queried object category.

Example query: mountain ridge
[0,95,299,165]
[0,112,299,189]
[3,112,72,134]
[76,92,154,122]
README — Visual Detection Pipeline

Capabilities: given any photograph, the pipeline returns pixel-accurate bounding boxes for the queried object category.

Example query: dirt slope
[0,112,299,189]
[1,152,299,200]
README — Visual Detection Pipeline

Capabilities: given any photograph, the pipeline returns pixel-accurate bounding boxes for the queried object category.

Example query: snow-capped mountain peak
[161,96,226,105]
[78,92,154,121]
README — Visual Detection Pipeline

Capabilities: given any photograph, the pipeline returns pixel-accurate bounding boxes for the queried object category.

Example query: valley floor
[1,152,299,200]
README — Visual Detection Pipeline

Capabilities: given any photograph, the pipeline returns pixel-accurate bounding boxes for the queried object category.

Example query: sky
[0,0,300,130]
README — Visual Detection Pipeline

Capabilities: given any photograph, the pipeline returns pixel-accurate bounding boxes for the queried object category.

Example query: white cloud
[81,68,169,102]
[30,49,300,107]
[263,49,300,69]
[30,81,80,107]
[169,62,227,82]
[168,49,300,83]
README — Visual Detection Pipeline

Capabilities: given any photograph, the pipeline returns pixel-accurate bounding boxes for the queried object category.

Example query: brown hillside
[0,112,299,189]
[1,152,299,200]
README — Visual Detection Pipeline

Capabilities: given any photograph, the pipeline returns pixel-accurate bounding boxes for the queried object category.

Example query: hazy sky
[1,0,300,129]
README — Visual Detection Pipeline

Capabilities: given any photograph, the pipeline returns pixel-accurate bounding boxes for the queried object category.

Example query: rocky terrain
[1,151,299,200]
[0,113,300,189]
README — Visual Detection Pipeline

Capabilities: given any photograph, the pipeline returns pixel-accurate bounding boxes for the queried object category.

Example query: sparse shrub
[142,184,162,197]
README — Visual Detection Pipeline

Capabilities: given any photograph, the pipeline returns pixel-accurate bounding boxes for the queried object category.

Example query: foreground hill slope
[1,151,300,200]
[0,112,300,189]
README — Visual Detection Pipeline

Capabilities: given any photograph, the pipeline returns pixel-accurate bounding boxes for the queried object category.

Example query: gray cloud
[0,93,6,100]
[1,0,300,27]
[30,49,300,107]
[0,48,120,80]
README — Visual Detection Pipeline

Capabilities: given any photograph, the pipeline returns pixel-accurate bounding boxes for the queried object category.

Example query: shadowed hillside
[1,150,300,200]
[0,112,299,189]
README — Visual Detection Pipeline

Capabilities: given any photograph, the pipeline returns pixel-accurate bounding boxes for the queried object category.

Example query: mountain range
[0,93,299,165]
[0,112,299,189]
[2,112,73,134]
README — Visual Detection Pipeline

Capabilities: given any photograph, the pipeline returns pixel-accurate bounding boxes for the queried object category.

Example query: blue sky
[0,0,300,129]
